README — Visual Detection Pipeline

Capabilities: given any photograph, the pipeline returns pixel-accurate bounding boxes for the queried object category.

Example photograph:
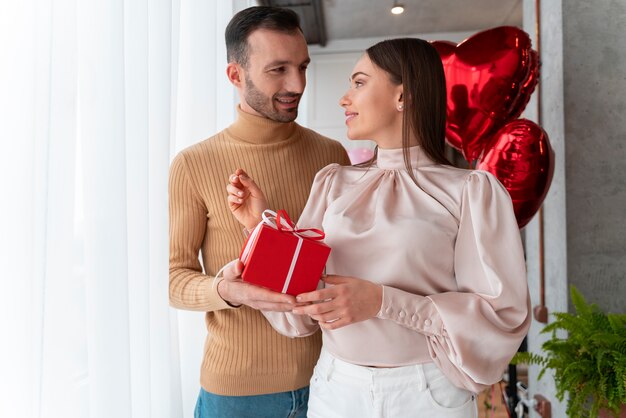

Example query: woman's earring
[397,104,404,111]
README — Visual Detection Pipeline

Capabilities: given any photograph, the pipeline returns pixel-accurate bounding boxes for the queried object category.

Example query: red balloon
[477,119,554,228]
[508,49,540,121]
[433,27,539,162]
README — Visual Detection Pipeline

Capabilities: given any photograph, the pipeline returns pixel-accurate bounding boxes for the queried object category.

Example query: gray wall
[563,1,626,311]
[523,1,626,417]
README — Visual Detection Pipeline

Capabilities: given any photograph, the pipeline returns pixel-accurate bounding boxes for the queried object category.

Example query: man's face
[238,29,310,122]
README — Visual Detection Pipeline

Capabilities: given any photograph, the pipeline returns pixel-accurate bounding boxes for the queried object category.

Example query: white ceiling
[322,0,523,40]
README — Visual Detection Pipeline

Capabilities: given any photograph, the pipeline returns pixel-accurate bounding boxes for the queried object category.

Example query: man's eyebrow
[264,58,311,70]
[264,60,289,69]
[350,71,370,81]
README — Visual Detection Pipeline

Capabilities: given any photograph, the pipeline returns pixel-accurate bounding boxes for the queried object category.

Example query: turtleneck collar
[376,146,435,170]
[226,106,297,145]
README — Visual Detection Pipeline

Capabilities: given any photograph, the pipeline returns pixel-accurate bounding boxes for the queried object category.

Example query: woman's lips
[345,111,357,124]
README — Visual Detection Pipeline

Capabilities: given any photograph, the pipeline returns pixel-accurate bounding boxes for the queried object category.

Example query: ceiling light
[391,1,404,15]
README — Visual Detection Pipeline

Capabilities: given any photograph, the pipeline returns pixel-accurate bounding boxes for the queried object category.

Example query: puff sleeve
[377,171,531,392]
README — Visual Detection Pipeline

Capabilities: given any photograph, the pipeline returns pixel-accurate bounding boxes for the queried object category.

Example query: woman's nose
[339,91,350,107]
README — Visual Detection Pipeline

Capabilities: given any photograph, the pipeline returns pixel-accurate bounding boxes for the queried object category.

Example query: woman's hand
[226,168,269,231]
[292,275,382,330]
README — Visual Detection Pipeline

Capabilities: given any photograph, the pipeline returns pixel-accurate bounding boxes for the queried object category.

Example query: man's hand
[217,260,296,311]
[226,169,269,231]
[291,275,382,330]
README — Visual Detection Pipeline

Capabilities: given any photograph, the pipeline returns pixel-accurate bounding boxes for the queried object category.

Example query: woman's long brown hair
[362,38,450,177]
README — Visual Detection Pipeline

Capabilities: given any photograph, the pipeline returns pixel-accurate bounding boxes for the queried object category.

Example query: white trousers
[307,348,477,418]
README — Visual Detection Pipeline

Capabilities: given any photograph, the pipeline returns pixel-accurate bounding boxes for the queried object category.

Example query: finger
[252,301,296,312]
[234,260,243,275]
[292,300,335,316]
[235,168,249,178]
[246,286,296,305]
[319,317,349,330]
[296,287,336,303]
[229,173,243,187]
[226,183,246,198]
[321,275,346,285]
[310,311,342,323]
[228,195,243,206]
[237,172,264,197]
[223,260,243,280]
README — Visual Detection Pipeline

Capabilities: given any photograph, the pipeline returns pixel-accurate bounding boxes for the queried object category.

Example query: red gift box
[239,210,331,296]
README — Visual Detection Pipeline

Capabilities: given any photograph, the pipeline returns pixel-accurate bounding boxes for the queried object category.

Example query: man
[169,6,350,418]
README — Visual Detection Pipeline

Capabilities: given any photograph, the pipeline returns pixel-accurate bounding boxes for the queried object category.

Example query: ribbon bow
[263,209,325,241]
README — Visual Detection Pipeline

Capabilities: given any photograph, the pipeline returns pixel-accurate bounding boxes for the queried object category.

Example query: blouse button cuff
[424,319,432,327]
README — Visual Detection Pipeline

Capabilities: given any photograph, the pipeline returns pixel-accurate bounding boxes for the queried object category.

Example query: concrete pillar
[523,1,626,416]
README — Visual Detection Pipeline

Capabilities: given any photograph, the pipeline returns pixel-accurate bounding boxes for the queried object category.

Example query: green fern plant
[512,286,626,418]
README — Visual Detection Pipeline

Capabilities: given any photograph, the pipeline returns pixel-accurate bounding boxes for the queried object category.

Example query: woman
[226,38,530,417]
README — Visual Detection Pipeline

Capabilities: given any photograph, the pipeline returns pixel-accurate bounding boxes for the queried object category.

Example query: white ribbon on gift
[240,209,324,294]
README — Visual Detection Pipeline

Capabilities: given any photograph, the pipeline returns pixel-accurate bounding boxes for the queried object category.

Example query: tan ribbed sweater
[169,107,350,396]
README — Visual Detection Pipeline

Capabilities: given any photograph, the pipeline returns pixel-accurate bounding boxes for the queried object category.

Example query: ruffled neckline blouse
[263,146,531,392]
[375,145,436,170]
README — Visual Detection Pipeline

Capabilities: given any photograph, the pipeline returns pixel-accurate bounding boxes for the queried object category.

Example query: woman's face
[339,54,404,148]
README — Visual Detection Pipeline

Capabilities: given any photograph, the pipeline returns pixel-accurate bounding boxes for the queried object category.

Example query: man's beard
[244,75,300,123]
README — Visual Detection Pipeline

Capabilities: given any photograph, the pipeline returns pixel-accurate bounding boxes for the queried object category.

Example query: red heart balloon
[508,49,540,121]
[433,27,539,162]
[477,119,554,228]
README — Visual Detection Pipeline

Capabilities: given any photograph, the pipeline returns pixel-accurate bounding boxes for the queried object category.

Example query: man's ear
[227,63,243,87]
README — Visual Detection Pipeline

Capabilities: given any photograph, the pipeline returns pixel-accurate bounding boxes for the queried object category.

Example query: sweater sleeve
[168,153,234,312]
[262,164,340,336]
[376,170,531,392]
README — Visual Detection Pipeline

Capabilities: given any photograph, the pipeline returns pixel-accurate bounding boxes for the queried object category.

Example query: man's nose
[285,70,306,94]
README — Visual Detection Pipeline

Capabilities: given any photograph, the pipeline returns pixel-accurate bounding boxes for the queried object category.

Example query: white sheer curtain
[171,1,243,416]
[0,1,239,417]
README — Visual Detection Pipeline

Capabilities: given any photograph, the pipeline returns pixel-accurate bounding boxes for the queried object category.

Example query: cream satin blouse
[264,146,531,392]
